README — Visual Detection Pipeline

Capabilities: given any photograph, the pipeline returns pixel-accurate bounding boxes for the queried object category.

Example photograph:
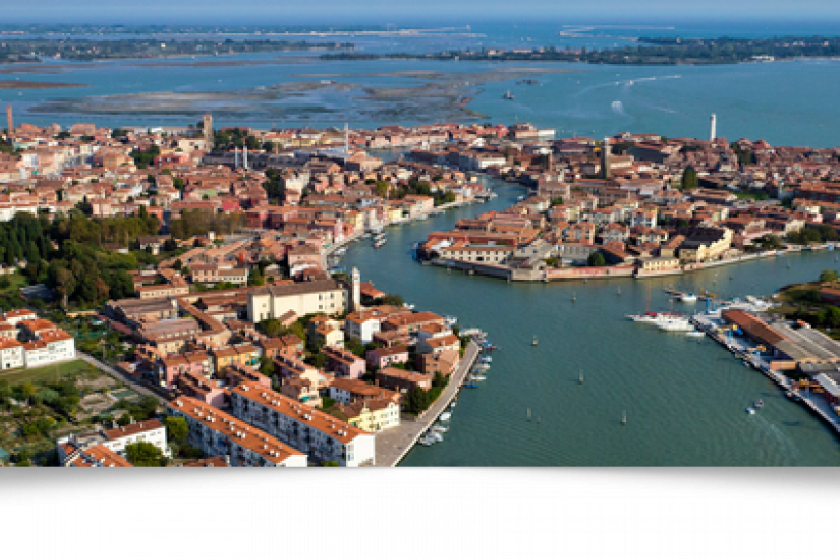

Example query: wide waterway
[341,179,840,466]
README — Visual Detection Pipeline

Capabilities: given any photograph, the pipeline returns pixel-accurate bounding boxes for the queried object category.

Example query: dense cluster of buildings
[12,112,836,465]
[416,130,840,279]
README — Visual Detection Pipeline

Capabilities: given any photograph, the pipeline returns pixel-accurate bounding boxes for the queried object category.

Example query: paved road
[77,352,167,404]
[374,340,480,467]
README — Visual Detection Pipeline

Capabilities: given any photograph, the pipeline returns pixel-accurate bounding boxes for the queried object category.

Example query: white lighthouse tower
[351,267,361,312]
[710,114,717,143]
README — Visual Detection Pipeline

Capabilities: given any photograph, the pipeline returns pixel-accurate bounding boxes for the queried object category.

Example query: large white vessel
[658,317,695,332]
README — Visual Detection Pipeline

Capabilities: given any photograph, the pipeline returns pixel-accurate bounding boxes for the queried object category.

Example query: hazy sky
[3,1,840,26]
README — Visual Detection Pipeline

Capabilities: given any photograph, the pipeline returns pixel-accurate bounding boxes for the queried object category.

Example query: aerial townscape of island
[6,9,840,467]
[0,101,839,468]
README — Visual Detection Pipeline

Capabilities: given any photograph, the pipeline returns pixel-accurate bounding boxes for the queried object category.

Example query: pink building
[323,346,365,379]
[157,352,212,389]
[366,345,409,370]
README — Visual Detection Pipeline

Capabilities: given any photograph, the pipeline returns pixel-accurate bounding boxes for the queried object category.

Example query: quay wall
[633,268,684,279]
[432,259,513,280]
[544,265,635,281]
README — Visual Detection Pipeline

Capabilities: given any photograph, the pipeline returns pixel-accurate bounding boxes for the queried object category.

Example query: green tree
[163,416,189,447]
[248,269,265,287]
[259,356,275,376]
[681,166,699,190]
[125,442,167,467]
[820,269,839,284]
[587,252,606,267]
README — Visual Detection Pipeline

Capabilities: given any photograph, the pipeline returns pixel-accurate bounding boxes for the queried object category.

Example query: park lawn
[0,273,26,295]
[0,359,97,386]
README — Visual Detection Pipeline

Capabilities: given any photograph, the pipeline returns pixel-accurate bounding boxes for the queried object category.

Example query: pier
[374,340,481,467]
[692,311,840,436]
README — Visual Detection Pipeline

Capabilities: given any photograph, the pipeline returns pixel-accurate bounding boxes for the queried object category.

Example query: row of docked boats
[627,310,709,336]
[419,402,456,446]
[419,332,496,447]
[372,231,387,249]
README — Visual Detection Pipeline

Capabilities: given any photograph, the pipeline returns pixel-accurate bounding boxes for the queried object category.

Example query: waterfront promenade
[374,340,480,466]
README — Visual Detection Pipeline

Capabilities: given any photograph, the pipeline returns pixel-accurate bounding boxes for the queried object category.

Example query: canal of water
[340,180,840,466]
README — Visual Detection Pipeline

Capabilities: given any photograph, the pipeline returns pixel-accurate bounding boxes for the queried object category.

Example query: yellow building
[678,228,733,263]
[211,346,236,372]
[386,205,404,224]
[338,399,401,432]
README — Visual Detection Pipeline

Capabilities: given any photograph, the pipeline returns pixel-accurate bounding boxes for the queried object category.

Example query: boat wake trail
[573,74,682,97]
[755,415,801,464]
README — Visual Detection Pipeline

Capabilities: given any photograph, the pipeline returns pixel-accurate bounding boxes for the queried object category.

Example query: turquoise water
[339,179,840,466]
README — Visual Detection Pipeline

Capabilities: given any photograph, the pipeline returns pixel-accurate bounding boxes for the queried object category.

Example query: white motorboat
[439,412,452,422]
[472,363,490,371]
[679,293,698,303]
[470,374,487,381]
[480,356,492,363]
[433,423,448,433]
[685,331,706,338]
[746,407,755,415]
[658,318,694,332]
[432,431,444,443]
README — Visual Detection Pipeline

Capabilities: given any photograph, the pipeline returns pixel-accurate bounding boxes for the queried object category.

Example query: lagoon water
[4,22,840,147]
[341,181,840,466]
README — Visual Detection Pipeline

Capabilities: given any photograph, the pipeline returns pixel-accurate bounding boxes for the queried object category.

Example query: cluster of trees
[125,442,168,466]
[0,213,143,307]
[55,206,160,245]
[753,234,784,250]
[387,179,457,207]
[404,372,449,415]
[326,35,840,66]
[46,240,137,306]
[169,209,243,239]
[0,377,81,424]
[130,145,160,169]
[587,252,606,267]
[263,168,287,203]
[0,212,52,267]
[213,128,272,152]
[787,225,840,245]
[0,136,14,154]
[112,395,159,425]
[0,37,353,63]
[730,143,755,165]
[344,336,381,359]
[373,293,404,307]
[258,317,306,341]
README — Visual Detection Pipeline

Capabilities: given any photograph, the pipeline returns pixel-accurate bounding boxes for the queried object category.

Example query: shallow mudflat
[0,80,87,89]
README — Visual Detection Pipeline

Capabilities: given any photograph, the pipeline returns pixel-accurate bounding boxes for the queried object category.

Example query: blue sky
[3,1,840,26]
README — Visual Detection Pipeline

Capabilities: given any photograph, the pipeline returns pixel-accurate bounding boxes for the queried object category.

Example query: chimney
[6,104,12,140]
